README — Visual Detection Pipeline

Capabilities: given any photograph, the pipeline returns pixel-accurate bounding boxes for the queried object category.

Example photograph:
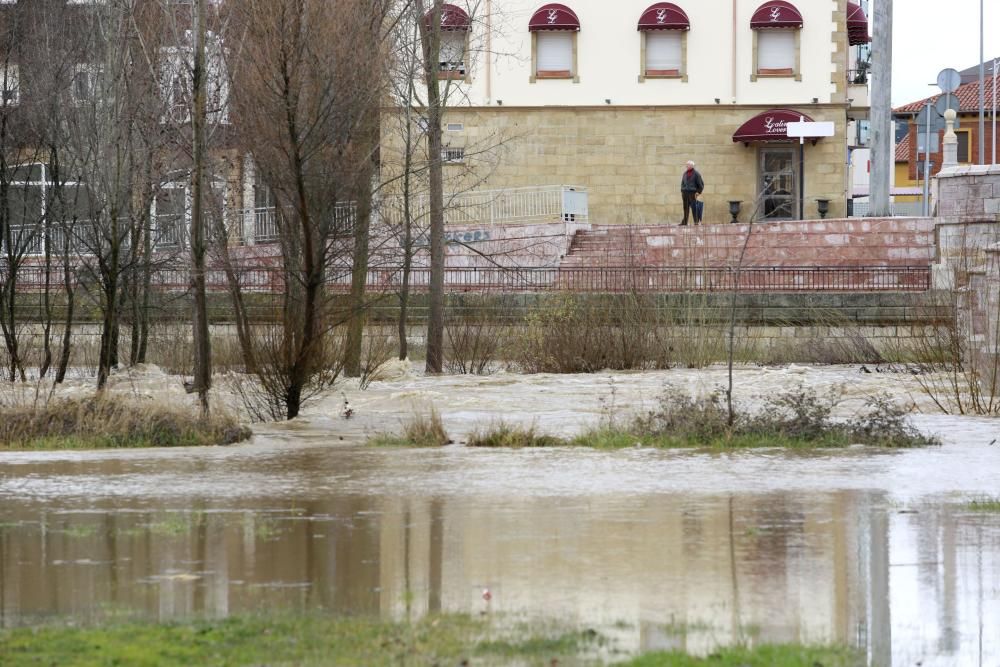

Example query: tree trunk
[190,0,212,414]
[420,0,446,374]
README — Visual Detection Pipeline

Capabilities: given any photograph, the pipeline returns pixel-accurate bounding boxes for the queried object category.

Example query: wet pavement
[1,366,999,665]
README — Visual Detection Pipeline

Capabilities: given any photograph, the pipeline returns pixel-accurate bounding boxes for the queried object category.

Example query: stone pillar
[942,109,958,170]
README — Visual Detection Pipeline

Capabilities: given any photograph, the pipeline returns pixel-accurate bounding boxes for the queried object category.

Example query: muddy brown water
[1,367,999,665]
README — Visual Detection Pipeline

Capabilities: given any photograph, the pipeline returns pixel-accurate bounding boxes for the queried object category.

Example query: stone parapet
[562,217,936,268]
[932,164,1000,221]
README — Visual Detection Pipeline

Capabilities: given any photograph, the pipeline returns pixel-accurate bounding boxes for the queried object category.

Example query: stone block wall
[933,164,1000,220]
[383,106,850,225]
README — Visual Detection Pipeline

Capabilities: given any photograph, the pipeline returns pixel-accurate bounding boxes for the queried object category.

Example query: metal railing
[8,264,928,295]
[379,185,589,228]
[849,200,926,218]
[237,203,357,245]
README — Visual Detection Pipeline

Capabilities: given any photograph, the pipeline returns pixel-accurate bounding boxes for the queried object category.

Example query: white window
[645,32,682,76]
[757,30,795,75]
[536,32,573,77]
[71,64,102,105]
[439,32,466,75]
[159,37,230,125]
[2,163,91,256]
[1,64,19,107]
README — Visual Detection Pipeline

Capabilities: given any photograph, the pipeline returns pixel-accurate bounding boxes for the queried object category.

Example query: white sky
[884,0,1000,106]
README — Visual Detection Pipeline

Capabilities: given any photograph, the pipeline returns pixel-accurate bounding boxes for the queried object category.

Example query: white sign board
[786,121,836,138]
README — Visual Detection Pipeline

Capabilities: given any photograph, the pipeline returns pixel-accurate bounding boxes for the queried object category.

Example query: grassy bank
[0,397,251,450]
[965,497,1000,512]
[622,644,860,666]
[0,614,859,667]
[458,387,938,450]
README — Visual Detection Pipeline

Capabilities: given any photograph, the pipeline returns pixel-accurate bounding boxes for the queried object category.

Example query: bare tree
[413,0,447,374]
[228,0,391,419]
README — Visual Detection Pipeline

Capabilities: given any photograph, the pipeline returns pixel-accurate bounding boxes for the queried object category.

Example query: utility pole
[869,0,892,216]
[979,0,985,164]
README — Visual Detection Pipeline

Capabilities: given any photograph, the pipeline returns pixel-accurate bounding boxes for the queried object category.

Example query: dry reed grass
[369,408,450,447]
[0,396,251,450]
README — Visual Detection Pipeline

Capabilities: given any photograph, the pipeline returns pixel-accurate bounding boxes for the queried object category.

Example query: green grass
[0,613,862,667]
[964,497,1000,512]
[620,644,861,666]
[0,613,604,667]
[0,397,251,450]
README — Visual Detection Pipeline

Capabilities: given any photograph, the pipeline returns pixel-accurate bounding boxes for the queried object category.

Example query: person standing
[680,160,704,225]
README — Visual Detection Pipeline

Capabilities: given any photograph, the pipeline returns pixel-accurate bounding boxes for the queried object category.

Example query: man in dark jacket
[680,161,704,225]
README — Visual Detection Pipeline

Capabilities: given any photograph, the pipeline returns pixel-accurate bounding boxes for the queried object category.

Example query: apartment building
[412,0,872,223]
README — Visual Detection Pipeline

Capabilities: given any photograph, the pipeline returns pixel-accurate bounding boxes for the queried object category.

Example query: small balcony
[847,68,870,110]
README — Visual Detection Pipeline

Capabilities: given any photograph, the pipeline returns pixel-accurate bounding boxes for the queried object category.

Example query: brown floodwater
[1,367,999,665]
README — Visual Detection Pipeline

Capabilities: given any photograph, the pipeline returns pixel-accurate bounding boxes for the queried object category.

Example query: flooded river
[1,366,999,665]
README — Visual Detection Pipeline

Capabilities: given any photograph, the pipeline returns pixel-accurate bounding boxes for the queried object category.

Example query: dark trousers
[681,191,698,225]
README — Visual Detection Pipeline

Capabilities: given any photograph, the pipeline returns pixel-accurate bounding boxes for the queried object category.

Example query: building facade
[410,0,871,224]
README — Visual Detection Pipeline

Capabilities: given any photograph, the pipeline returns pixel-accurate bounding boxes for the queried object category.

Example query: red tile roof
[895,133,910,162]
[894,71,999,114]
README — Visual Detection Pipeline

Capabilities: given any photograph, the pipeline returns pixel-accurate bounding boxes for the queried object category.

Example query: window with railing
[1,163,91,256]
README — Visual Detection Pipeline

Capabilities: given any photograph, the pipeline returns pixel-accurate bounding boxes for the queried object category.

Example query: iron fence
[3,264,931,294]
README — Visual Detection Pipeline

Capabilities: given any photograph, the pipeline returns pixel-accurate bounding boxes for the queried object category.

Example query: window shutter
[757,30,795,72]
[536,32,572,74]
[645,32,682,73]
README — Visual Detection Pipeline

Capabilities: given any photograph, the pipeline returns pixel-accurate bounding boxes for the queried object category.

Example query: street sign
[934,95,960,116]
[936,68,961,94]
[786,121,836,138]
[917,132,940,154]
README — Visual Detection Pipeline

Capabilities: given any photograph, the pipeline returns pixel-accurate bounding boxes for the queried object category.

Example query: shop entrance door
[759,148,797,220]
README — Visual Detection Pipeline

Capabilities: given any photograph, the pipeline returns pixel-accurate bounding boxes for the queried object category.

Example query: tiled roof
[894,71,999,114]
[895,133,910,162]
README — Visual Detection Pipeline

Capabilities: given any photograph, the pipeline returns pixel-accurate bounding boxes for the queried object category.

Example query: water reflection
[2,473,998,664]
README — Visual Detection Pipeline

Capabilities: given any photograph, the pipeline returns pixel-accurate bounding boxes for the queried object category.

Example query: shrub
[466,421,565,448]
[370,409,450,448]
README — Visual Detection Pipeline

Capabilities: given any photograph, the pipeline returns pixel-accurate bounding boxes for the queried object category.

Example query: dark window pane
[957,133,970,163]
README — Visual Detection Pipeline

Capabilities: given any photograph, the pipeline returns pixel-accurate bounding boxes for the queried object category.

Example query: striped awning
[847,2,870,45]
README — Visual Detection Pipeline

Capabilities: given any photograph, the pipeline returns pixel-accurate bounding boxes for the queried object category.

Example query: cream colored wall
[448,0,841,108]
[421,105,849,223]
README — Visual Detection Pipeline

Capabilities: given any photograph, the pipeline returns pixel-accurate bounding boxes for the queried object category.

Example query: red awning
[529,3,580,31]
[637,3,690,31]
[750,1,803,29]
[425,3,471,31]
[847,2,870,45]
[733,109,814,143]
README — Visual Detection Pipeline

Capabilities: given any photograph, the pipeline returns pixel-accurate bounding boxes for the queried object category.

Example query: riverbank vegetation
[0,396,250,450]
[369,408,450,447]
[460,386,938,450]
[964,497,1000,512]
[0,613,859,667]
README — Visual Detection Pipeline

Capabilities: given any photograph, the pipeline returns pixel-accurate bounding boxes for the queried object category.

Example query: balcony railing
[379,185,589,228]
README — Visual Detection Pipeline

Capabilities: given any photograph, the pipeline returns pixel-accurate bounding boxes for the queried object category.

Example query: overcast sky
[886,0,1000,106]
